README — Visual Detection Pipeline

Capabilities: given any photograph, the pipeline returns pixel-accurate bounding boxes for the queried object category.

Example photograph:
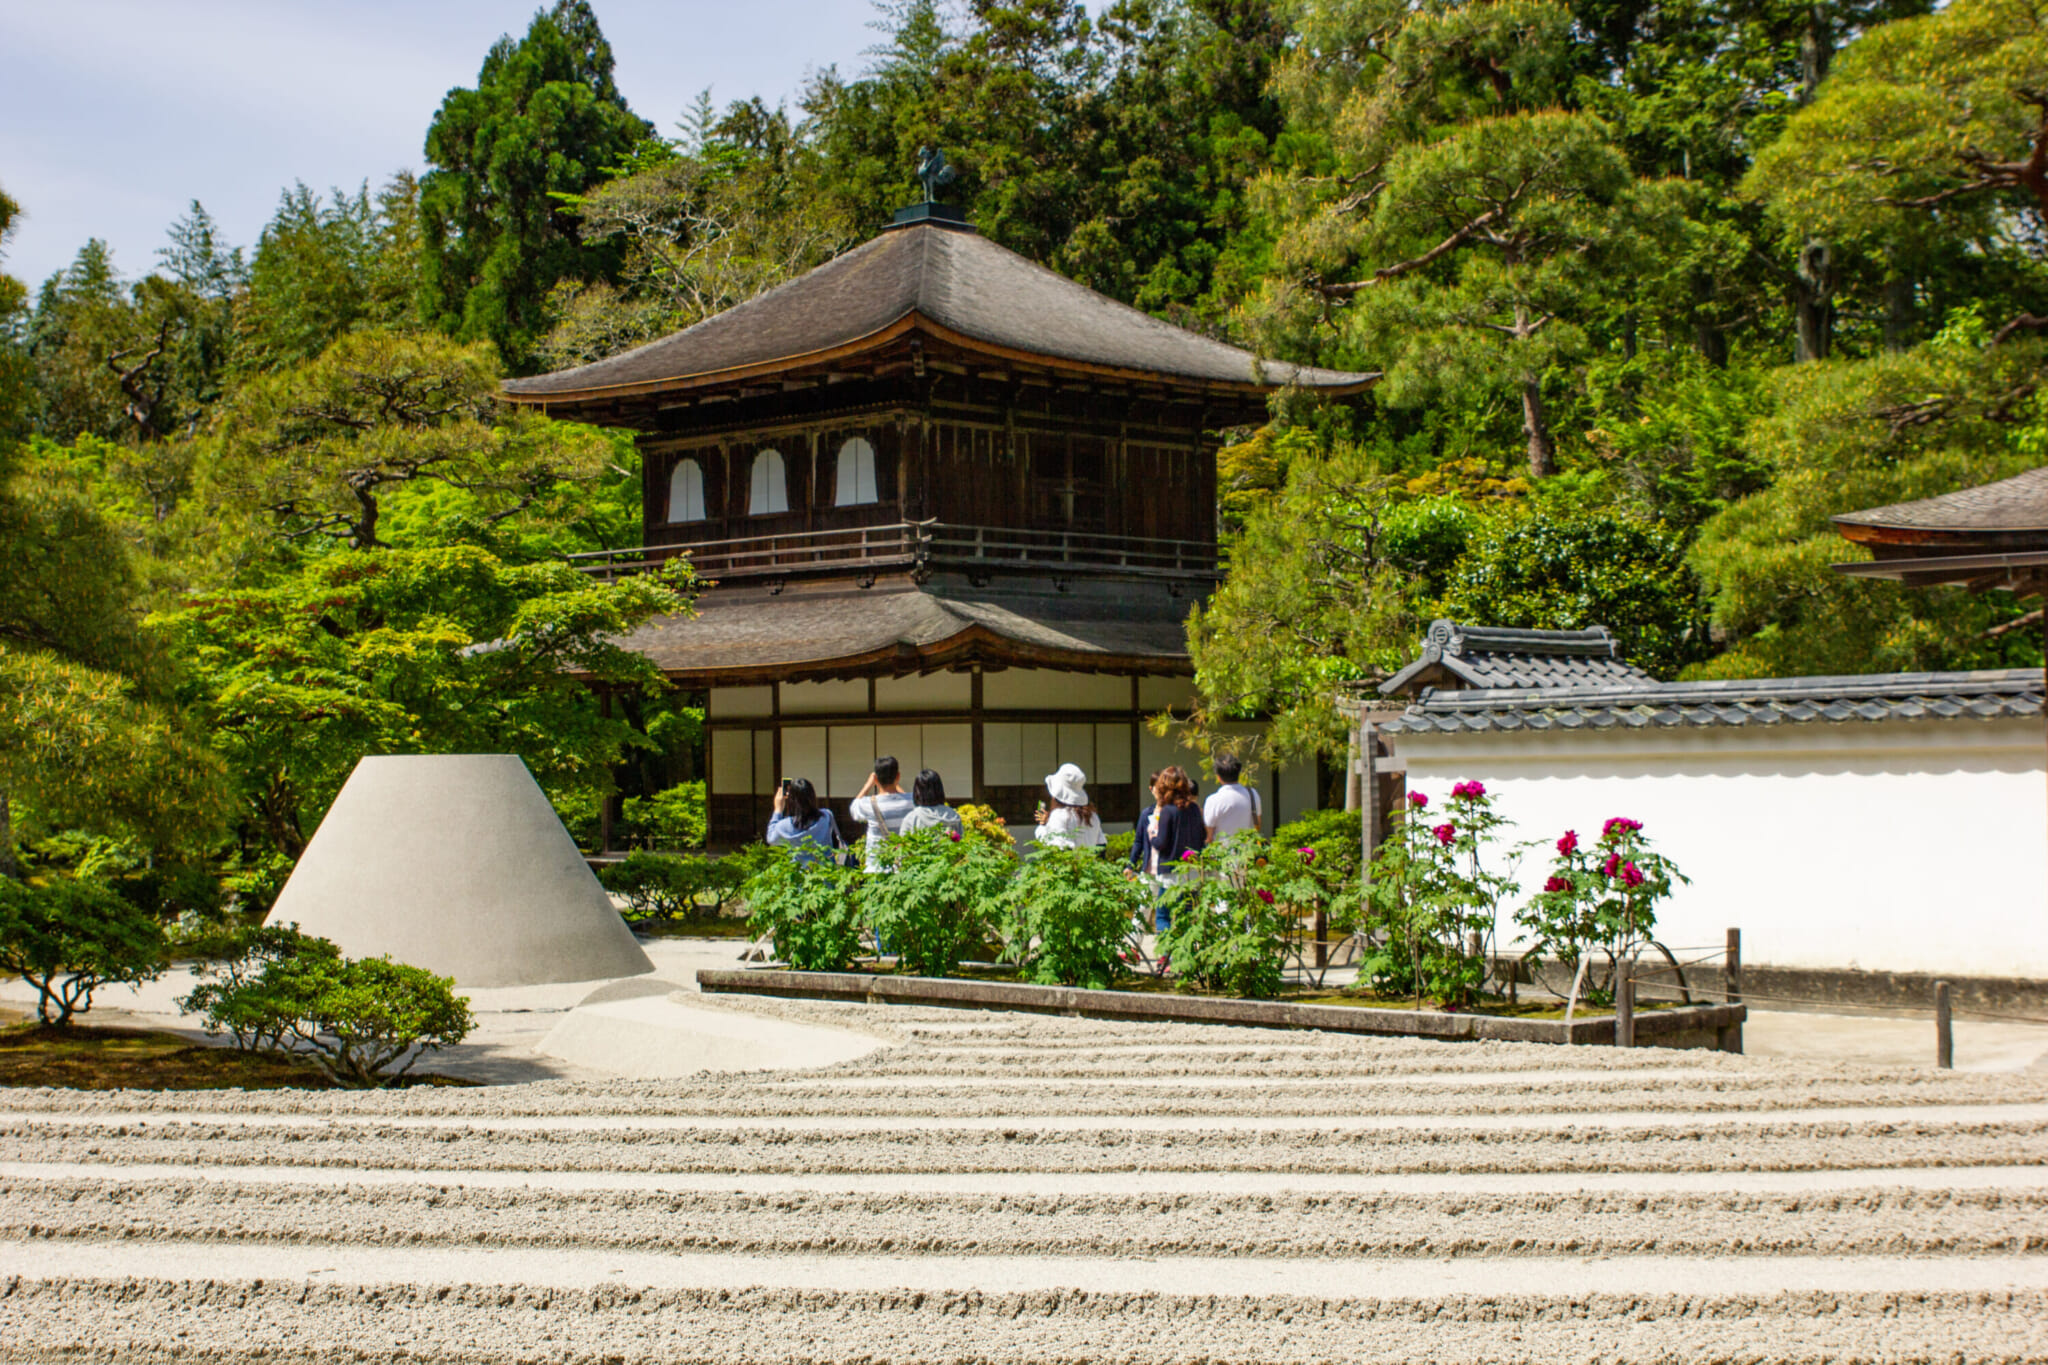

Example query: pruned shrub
[866,827,1015,976]
[998,847,1144,989]
[0,877,165,1025]
[176,921,332,1051]
[742,848,867,971]
[180,926,472,1088]
[618,782,707,850]
[599,851,745,924]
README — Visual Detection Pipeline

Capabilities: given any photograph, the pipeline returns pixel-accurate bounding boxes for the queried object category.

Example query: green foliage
[1269,809,1365,933]
[866,826,1016,976]
[153,544,690,862]
[742,849,868,972]
[1155,835,1290,998]
[0,875,165,1025]
[199,328,613,559]
[617,782,706,851]
[175,921,329,1050]
[1517,817,1688,1004]
[236,178,423,374]
[1362,784,1517,1008]
[1437,514,1708,677]
[597,849,742,924]
[181,931,472,1087]
[998,846,1144,989]
[419,0,653,371]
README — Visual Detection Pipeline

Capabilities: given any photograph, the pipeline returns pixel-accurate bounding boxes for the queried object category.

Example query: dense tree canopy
[0,0,2041,903]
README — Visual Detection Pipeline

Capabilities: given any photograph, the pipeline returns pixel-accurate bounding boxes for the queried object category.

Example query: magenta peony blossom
[1602,816,1644,838]
[1180,849,1198,862]
[1543,874,1571,894]
[1407,791,1428,808]
[1451,780,1486,800]
[949,829,962,842]
[1255,888,1276,904]
[1297,847,1317,863]
[1556,829,1578,856]
[1620,861,1645,888]
[1433,822,1456,846]
[1602,852,1621,878]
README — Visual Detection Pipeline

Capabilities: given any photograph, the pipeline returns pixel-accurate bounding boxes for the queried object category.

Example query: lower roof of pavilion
[607,572,1193,687]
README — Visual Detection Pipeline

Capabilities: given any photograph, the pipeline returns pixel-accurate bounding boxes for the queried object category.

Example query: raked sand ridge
[3,998,2047,1362]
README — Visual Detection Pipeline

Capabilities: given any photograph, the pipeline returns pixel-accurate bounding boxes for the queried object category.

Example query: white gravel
[3,1000,2046,1361]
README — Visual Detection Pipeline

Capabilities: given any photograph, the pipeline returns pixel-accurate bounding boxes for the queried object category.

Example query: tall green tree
[237,177,422,374]
[419,0,653,372]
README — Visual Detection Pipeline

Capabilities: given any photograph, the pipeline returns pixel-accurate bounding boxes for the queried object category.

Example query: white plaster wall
[1397,718,2047,980]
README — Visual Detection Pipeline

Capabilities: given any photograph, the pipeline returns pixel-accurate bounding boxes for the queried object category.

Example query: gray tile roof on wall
[1378,620,1657,696]
[1833,465,2048,534]
[503,223,1376,400]
[1379,669,2044,735]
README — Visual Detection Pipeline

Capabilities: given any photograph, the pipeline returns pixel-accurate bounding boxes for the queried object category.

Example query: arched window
[667,457,707,523]
[748,449,789,516]
[834,436,879,506]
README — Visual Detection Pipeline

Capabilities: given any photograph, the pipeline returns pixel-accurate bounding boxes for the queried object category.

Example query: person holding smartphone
[767,777,837,866]
[849,756,915,871]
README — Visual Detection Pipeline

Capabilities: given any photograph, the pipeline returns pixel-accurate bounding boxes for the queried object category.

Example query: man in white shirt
[1203,753,1262,840]
[850,756,916,870]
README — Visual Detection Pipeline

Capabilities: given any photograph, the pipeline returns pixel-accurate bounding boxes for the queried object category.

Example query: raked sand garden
[2,939,2046,1363]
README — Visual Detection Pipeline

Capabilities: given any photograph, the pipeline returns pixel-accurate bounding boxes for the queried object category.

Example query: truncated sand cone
[266,754,653,987]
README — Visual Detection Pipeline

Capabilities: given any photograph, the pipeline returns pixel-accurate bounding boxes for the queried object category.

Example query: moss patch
[0,1022,477,1091]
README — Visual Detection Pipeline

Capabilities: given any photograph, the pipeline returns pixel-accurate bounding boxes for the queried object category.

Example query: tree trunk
[1884,277,1916,352]
[0,791,16,880]
[1794,240,1834,363]
[1521,378,1557,478]
[1798,4,1831,105]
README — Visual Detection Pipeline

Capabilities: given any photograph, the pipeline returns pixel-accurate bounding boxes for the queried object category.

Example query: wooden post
[1616,967,1635,1048]
[1935,980,1954,1070]
[1725,927,1742,1005]
[1314,909,1329,971]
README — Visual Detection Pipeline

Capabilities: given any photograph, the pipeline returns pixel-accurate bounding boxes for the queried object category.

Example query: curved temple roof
[1834,465,2048,542]
[503,221,1376,405]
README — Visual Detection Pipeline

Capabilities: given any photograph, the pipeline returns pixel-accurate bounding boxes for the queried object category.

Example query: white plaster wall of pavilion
[1394,717,2047,980]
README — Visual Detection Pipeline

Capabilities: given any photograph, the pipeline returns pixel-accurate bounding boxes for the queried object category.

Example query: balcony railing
[567,521,1220,583]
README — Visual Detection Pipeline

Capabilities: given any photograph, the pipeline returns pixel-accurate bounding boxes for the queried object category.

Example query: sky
[0,0,882,289]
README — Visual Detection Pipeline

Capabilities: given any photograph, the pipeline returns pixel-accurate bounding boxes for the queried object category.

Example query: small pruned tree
[176,921,332,1051]
[0,876,164,1025]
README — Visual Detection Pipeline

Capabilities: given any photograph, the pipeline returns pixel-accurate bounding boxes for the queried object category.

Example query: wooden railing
[568,521,1220,583]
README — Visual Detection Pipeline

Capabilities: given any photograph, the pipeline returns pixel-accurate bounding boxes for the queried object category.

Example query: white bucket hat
[1045,763,1089,807]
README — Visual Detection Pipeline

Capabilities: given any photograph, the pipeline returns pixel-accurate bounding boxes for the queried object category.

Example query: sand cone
[266,754,654,988]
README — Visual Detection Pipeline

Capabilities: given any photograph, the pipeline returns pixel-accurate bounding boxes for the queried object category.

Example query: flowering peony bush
[1517,814,1687,1004]
[1363,782,1516,1008]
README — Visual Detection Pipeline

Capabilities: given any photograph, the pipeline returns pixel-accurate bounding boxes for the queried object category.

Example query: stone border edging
[695,969,1747,1049]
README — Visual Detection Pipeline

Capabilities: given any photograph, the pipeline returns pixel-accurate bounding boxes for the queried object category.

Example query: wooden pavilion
[503,203,1375,843]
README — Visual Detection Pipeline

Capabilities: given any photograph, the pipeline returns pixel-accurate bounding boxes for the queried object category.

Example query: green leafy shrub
[0,877,165,1025]
[742,849,867,971]
[1157,839,1289,999]
[1104,829,1137,863]
[998,848,1144,989]
[866,827,1016,976]
[1268,810,1365,934]
[177,922,332,1051]
[181,928,472,1087]
[599,850,745,924]
[1517,816,1688,1004]
[1363,783,1518,1007]
[618,781,707,850]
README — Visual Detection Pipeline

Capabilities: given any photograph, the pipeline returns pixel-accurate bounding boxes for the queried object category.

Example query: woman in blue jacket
[766,778,837,865]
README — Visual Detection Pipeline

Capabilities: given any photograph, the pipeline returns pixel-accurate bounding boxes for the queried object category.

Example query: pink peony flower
[1180,849,1199,862]
[1296,847,1317,863]
[1451,780,1486,800]
[1255,888,1276,904]
[1620,861,1645,888]
[1432,822,1456,846]
[1603,817,1644,838]
[1602,852,1621,878]
[1543,874,1572,894]
[1407,791,1428,808]
[949,828,962,842]
[1556,829,1578,856]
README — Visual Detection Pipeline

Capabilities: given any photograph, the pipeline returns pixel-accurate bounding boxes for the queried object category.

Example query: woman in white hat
[1033,763,1105,849]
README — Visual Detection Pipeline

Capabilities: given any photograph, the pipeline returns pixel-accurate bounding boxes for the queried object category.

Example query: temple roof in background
[606,575,1192,686]
[1834,465,2048,541]
[503,221,1376,408]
